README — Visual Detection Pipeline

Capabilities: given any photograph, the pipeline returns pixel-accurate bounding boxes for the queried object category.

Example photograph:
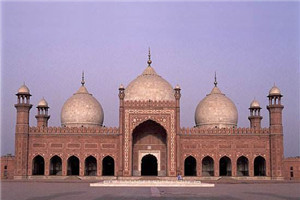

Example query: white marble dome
[250,99,260,108]
[124,66,175,101]
[195,85,238,128]
[37,97,48,107]
[269,85,281,96]
[17,84,30,94]
[61,84,104,127]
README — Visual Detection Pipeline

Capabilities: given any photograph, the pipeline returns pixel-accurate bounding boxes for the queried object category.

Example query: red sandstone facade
[283,157,300,180]
[1,154,15,179]
[1,62,299,181]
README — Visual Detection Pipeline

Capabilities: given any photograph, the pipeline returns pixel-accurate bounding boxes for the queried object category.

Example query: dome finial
[214,71,218,87]
[147,47,152,66]
[81,71,85,86]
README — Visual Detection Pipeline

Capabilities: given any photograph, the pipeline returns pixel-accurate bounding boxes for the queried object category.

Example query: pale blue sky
[1,1,299,157]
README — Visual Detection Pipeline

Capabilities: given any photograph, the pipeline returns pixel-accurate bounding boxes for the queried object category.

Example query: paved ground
[1,180,300,200]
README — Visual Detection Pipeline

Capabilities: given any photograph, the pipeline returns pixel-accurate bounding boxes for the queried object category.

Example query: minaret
[248,99,262,129]
[267,84,284,179]
[35,97,50,127]
[118,83,125,176]
[174,84,181,174]
[14,83,32,178]
[267,85,284,132]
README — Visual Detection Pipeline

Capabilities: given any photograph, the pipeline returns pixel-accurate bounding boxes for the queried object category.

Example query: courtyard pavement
[1,180,300,200]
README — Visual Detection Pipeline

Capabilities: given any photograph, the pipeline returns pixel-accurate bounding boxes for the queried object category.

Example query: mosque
[2,51,299,180]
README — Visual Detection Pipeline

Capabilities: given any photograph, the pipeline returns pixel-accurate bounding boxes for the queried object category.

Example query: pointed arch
[67,155,80,175]
[85,156,97,176]
[132,119,167,176]
[141,154,158,176]
[202,156,214,176]
[237,156,249,176]
[219,156,232,176]
[102,156,114,176]
[132,119,168,134]
[32,155,45,175]
[184,156,197,176]
[50,155,62,175]
[254,156,266,176]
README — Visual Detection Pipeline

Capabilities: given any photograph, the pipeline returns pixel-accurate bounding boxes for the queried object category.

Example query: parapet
[124,100,176,108]
[29,126,119,134]
[180,127,269,135]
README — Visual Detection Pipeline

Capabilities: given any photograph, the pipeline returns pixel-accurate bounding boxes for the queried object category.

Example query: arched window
[254,156,266,176]
[102,156,114,176]
[50,155,62,175]
[237,156,249,176]
[184,156,197,176]
[85,156,97,176]
[219,156,231,176]
[32,155,45,175]
[67,156,80,176]
[202,156,214,176]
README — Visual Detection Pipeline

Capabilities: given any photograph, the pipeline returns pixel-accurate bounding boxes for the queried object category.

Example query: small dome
[37,98,48,107]
[17,84,30,94]
[61,84,104,127]
[250,99,260,108]
[124,66,175,101]
[269,85,281,96]
[175,84,181,90]
[195,85,238,128]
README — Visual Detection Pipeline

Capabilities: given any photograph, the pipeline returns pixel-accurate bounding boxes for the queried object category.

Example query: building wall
[1,155,15,179]
[283,157,300,180]
[26,127,120,176]
[179,129,271,177]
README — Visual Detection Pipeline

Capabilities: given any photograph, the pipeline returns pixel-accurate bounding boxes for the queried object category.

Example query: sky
[1,1,299,157]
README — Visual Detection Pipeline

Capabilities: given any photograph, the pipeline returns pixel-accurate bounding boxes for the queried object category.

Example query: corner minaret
[14,83,32,178]
[267,85,284,132]
[248,99,262,129]
[174,84,181,130]
[35,97,50,127]
[267,84,284,179]
[118,83,125,176]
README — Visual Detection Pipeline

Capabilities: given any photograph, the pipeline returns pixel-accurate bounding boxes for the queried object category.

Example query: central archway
[132,120,167,176]
[141,154,158,176]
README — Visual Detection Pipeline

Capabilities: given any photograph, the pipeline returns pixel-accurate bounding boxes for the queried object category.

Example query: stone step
[90,180,215,187]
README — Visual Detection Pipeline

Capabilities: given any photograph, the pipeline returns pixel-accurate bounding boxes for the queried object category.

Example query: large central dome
[124,52,175,101]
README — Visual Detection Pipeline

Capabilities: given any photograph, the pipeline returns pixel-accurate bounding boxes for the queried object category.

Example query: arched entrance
[50,155,62,175]
[32,155,44,175]
[85,156,97,176]
[141,154,158,176]
[219,156,232,176]
[202,156,214,176]
[132,120,167,176]
[254,156,266,176]
[237,156,249,176]
[184,156,197,176]
[67,156,79,175]
[102,156,114,176]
